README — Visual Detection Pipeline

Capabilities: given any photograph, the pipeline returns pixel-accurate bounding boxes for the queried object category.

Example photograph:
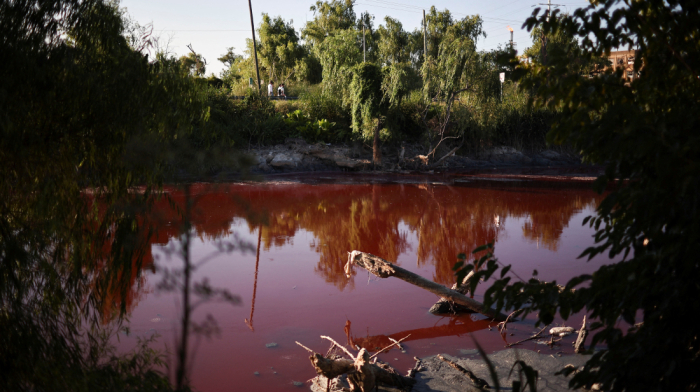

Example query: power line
[355,2,526,24]
[160,29,249,32]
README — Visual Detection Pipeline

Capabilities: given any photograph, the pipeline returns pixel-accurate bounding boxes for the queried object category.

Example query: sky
[119,0,592,76]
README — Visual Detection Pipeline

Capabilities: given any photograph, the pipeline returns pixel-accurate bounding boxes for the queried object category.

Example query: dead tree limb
[574,315,588,354]
[308,349,415,392]
[370,334,410,359]
[430,141,464,169]
[437,354,490,390]
[321,335,356,360]
[346,251,507,321]
[430,270,475,315]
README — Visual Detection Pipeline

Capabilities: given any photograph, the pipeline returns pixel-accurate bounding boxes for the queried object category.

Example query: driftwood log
[346,251,508,321]
[309,349,415,392]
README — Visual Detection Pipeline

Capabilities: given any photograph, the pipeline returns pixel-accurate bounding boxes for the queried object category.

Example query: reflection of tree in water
[302,185,410,291]
[136,181,603,299]
[520,195,591,251]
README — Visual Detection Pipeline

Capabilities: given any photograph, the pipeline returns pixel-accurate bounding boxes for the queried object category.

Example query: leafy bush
[458,1,700,391]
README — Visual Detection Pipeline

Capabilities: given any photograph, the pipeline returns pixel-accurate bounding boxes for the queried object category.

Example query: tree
[0,0,205,389]
[421,15,484,160]
[180,51,206,76]
[317,29,362,96]
[257,14,304,82]
[218,47,242,68]
[461,1,700,390]
[349,63,383,165]
[377,17,409,65]
[302,0,356,47]
[424,7,455,60]
[218,47,246,85]
[523,17,604,74]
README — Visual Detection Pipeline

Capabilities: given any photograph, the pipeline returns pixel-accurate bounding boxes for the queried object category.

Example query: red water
[115,173,609,391]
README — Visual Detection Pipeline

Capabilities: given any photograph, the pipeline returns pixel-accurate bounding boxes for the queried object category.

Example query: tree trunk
[373,121,381,167]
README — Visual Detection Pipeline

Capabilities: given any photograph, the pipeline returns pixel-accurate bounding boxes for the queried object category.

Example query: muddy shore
[246,139,593,176]
[310,350,591,392]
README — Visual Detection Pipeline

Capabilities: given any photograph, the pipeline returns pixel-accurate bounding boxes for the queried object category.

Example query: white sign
[499,72,505,83]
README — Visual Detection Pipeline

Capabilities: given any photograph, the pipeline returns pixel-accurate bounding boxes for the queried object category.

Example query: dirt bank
[246,139,586,175]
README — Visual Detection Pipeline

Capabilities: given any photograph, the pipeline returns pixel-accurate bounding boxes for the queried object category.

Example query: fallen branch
[296,341,314,353]
[437,354,490,390]
[498,308,525,334]
[321,335,355,360]
[574,316,588,354]
[346,251,507,321]
[506,325,548,348]
[370,335,410,359]
[307,349,415,392]
[388,337,403,350]
[430,141,464,169]
[430,270,475,315]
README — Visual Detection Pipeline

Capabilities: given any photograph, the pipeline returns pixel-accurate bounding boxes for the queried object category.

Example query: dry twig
[321,335,355,360]
[370,334,411,359]
[296,341,314,353]
[506,325,549,348]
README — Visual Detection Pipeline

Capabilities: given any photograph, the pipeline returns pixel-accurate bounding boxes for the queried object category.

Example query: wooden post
[423,10,427,60]
[247,0,262,92]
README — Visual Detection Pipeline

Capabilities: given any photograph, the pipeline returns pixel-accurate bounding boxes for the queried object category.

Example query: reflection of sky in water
[115,179,610,392]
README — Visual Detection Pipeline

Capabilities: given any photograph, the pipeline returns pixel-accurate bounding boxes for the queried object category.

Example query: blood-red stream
[114,174,609,391]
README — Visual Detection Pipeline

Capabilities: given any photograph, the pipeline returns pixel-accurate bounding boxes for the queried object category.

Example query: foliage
[318,29,363,97]
[283,110,341,143]
[523,18,605,74]
[302,0,356,47]
[256,14,305,82]
[294,51,323,84]
[179,51,206,76]
[376,17,409,65]
[349,63,383,141]
[218,47,242,68]
[299,88,351,131]
[0,0,207,389]
[458,1,700,390]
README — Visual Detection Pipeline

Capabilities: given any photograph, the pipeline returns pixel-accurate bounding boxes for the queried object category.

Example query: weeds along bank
[201,81,556,159]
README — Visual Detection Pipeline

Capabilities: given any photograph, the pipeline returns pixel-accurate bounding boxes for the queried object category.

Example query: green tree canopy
[218,47,242,68]
[377,16,409,65]
[317,29,362,96]
[180,51,206,76]
[302,0,356,47]
[257,14,305,82]
[466,0,700,390]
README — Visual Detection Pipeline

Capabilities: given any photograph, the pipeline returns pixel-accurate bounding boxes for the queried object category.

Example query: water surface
[116,174,608,391]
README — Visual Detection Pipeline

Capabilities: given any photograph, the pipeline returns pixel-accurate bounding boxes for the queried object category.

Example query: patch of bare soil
[245,139,586,175]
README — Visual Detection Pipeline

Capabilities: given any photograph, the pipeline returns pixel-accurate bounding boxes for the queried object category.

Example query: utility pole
[363,23,366,63]
[247,0,262,93]
[423,9,427,60]
[536,0,561,66]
